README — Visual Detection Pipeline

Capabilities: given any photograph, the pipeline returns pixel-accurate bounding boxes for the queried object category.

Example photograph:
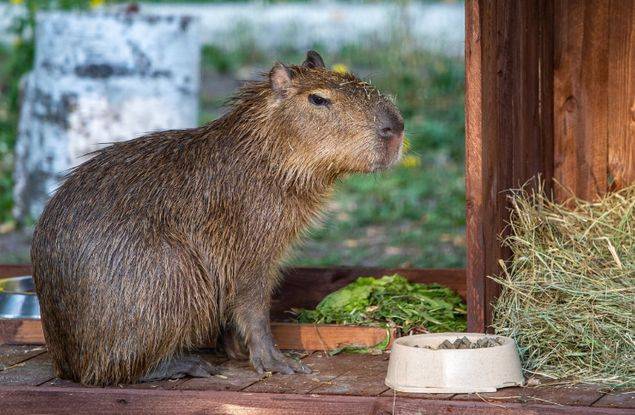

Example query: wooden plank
[0,344,46,370]
[43,375,189,390]
[0,318,45,345]
[593,389,635,409]
[607,0,635,191]
[483,0,517,334]
[0,352,53,386]
[244,352,346,394]
[553,0,610,201]
[1,386,633,415]
[464,0,486,334]
[0,319,43,344]
[539,0,556,191]
[309,353,389,396]
[0,386,379,415]
[205,350,309,393]
[242,352,332,394]
[373,396,634,415]
[272,323,393,351]
[0,265,31,278]
[0,319,395,352]
[380,389,455,401]
[177,359,265,392]
[464,0,555,332]
[453,384,605,407]
[244,351,372,395]
[12,351,625,410]
[42,377,97,388]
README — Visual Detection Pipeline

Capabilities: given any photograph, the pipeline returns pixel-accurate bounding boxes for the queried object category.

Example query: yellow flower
[10,0,24,5]
[401,154,421,169]
[90,0,105,9]
[332,63,349,74]
[434,60,446,73]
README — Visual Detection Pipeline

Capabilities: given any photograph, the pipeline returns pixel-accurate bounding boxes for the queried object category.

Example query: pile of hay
[491,183,634,387]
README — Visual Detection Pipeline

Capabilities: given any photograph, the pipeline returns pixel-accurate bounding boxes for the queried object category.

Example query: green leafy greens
[293,275,466,334]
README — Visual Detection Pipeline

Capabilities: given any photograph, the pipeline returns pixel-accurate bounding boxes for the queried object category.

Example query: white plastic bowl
[385,332,525,393]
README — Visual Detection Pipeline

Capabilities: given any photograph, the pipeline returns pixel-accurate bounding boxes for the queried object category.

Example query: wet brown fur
[31,53,403,385]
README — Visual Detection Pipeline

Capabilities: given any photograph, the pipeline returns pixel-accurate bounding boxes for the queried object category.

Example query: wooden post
[464,0,554,332]
[553,0,635,199]
[465,0,634,332]
[607,0,635,191]
[553,0,610,201]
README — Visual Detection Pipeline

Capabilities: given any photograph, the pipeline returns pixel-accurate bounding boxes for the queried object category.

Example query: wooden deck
[1,344,632,414]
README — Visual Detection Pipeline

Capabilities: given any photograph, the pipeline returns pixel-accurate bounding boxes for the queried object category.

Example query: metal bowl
[0,276,40,319]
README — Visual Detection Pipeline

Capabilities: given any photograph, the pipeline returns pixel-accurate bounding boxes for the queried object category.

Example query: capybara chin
[32,50,404,385]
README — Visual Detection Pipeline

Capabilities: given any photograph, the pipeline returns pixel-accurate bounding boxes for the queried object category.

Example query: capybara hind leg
[222,325,250,361]
[140,355,220,382]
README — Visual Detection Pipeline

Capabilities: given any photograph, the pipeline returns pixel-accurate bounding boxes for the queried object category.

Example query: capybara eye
[308,94,331,107]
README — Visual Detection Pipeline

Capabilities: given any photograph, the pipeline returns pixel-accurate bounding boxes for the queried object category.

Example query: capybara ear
[269,62,292,96]
[302,50,325,69]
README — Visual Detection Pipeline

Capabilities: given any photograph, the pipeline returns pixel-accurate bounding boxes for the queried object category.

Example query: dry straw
[491,182,634,387]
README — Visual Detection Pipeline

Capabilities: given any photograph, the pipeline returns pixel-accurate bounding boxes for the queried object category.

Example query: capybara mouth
[373,131,404,171]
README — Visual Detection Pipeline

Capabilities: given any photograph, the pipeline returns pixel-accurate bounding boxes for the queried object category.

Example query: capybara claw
[251,350,311,375]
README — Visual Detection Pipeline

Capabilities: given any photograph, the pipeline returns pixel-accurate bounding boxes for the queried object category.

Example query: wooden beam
[553,0,610,201]
[0,319,42,345]
[0,264,31,278]
[0,319,393,352]
[0,386,631,415]
[607,0,635,191]
[271,323,394,351]
[464,0,485,334]
[465,0,554,332]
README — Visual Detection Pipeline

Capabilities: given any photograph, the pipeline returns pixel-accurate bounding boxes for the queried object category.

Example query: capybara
[32,51,404,385]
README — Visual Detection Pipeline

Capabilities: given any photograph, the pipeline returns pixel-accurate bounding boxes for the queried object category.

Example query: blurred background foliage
[0,0,466,268]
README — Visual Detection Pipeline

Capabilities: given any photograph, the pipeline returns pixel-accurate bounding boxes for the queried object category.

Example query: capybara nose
[377,105,405,140]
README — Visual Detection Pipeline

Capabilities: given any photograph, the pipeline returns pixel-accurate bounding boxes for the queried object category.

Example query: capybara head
[228,51,405,176]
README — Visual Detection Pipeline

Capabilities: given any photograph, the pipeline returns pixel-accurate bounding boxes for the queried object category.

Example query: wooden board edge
[272,322,395,351]
[0,319,42,345]
[464,0,486,334]
[0,265,32,278]
[0,386,631,415]
[1,319,394,351]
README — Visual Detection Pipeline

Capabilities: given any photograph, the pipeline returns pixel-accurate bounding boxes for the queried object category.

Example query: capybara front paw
[250,347,311,375]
